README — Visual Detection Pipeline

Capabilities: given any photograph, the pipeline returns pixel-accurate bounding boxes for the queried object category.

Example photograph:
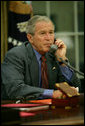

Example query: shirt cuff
[37,89,53,99]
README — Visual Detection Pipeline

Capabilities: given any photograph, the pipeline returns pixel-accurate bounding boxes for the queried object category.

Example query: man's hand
[71,86,79,93]
[52,90,66,99]
[52,86,79,99]
[54,39,67,61]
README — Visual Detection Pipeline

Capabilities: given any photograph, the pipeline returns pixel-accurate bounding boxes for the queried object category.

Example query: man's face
[30,21,55,55]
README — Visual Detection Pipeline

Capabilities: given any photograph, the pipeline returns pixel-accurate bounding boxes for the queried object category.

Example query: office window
[32,1,46,15]
[50,1,74,32]
[78,1,84,31]
[79,36,84,73]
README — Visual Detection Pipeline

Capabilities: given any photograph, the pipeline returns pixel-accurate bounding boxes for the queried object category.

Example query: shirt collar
[33,48,42,61]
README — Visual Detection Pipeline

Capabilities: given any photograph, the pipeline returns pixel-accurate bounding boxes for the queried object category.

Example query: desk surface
[1,93,84,125]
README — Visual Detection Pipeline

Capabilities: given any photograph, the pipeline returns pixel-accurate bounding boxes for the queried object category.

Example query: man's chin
[44,48,49,53]
[39,48,50,55]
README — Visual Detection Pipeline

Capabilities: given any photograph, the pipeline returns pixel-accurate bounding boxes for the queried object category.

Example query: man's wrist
[55,54,68,62]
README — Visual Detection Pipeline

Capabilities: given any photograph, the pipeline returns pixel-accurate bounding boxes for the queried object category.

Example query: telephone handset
[50,39,58,53]
[54,38,56,43]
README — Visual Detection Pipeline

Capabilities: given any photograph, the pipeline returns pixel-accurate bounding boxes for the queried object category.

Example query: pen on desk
[15,100,21,104]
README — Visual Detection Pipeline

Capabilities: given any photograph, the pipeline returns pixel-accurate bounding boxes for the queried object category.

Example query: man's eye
[41,32,45,34]
[49,31,54,34]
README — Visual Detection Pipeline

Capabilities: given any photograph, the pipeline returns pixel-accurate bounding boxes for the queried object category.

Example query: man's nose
[45,33,51,40]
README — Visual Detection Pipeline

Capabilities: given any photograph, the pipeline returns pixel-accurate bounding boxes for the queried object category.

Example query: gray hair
[26,15,55,35]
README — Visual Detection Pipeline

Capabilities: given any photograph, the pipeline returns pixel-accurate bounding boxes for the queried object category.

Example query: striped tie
[41,56,49,89]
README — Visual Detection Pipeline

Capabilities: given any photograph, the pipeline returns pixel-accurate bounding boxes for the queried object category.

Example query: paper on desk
[1,103,48,108]
[29,99,52,104]
[19,111,36,117]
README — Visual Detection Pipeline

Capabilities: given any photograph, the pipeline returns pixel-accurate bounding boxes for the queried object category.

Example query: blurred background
[1,1,84,92]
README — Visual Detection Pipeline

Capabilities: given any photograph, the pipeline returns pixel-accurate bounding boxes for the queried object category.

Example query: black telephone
[54,38,56,43]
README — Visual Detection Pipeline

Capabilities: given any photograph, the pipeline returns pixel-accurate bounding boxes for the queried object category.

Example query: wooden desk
[1,93,84,125]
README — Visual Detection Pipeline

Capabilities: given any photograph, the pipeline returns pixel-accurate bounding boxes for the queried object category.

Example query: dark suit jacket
[1,42,81,100]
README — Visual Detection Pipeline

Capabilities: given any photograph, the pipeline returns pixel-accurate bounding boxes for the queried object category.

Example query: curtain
[1,1,33,63]
[8,1,33,50]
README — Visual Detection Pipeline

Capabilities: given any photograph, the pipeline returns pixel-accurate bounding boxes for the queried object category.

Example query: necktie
[41,56,49,89]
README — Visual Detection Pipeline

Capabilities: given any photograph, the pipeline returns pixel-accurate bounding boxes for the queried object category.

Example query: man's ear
[27,34,33,44]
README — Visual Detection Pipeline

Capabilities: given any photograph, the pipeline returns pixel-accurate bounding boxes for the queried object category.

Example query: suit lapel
[26,43,39,87]
[30,56,39,87]
[46,53,57,88]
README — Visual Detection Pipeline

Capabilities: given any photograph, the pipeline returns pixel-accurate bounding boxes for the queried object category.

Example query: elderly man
[1,15,81,100]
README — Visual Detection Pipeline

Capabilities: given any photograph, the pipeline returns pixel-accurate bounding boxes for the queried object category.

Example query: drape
[1,1,33,63]
[8,1,33,50]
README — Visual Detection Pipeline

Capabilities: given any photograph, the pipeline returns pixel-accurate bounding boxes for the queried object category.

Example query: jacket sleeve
[1,50,44,100]
[58,65,81,92]
[69,72,81,92]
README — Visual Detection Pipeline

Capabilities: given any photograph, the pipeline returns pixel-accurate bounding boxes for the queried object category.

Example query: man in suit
[1,15,81,100]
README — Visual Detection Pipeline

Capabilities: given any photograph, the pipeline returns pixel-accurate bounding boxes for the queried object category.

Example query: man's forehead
[35,21,54,30]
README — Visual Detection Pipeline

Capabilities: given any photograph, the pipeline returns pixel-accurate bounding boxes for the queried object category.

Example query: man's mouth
[45,44,52,47]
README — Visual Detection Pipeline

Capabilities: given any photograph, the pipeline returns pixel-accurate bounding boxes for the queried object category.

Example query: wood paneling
[1,1,8,63]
